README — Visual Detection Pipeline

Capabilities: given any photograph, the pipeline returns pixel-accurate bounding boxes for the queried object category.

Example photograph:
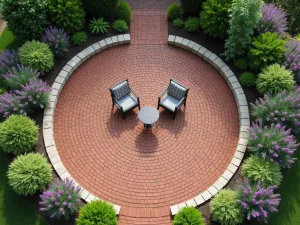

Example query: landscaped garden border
[42,34,131,216]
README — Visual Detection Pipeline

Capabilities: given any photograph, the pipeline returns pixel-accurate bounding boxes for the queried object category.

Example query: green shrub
[168,2,181,20]
[249,32,285,70]
[210,189,243,225]
[1,0,49,43]
[7,153,52,196]
[180,0,205,16]
[117,0,132,23]
[0,88,5,95]
[200,0,232,39]
[173,18,185,29]
[256,64,295,95]
[49,0,86,33]
[72,32,88,46]
[224,0,263,60]
[173,207,205,225]
[19,41,54,73]
[242,156,282,187]
[184,17,200,32]
[235,57,249,70]
[82,0,118,18]
[0,115,38,155]
[76,200,118,225]
[89,18,109,35]
[295,33,300,42]
[239,72,256,88]
[112,20,128,33]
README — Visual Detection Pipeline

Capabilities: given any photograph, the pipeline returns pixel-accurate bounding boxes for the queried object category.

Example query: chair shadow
[135,129,159,157]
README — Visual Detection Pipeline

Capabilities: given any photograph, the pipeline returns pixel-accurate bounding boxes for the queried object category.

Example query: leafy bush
[225,0,263,60]
[0,89,5,96]
[0,49,19,76]
[49,0,86,33]
[283,39,300,72]
[200,0,232,39]
[4,65,40,90]
[249,32,286,70]
[239,72,256,88]
[210,189,243,225]
[295,33,300,42]
[0,115,38,155]
[0,92,25,118]
[117,0,132,23]
[237,179,280,223]
[19,41,54,73]
[82,0,118,18]
[247,123,298,168]
[7,153,52,196]
[76,200,118,225]
[173,207,205,225]
[40,178,81,220]
[168,2,181,20]
[180,0,205,16]
[173,18,185,29]
[242,156,282,186]
[112,20,128,33]
[258,3,288,35]
[235,57,249,70]
[89,18,110,35]
[42,26,69,58]
[184,17,200,32]
[72,32,88,46]
[1,0,49,43]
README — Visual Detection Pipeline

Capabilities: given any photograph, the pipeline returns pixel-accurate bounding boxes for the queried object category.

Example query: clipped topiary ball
[7,153,52,196]
[234,57,249,70]
[117,0,132,23]
[210,189,244,225]
[173,207,205,225]
[168,2,181,20]
[239,72,256,88]
[76,200,118,225]
[72,32,88,46]
[173,18,185,29]
[0,115,38,155]
[112,20,128,33]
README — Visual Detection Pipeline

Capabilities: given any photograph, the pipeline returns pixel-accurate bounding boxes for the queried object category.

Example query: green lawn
[0,27,18,51]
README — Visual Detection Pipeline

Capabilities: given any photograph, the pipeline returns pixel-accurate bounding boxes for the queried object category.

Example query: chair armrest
[112,97,122,109]
[129,87,139,98]
[175,97,185,110]
[159,88,167,98]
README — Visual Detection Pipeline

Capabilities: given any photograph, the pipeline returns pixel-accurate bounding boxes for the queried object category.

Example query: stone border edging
[168,35,250,215]
[43,34,131,215]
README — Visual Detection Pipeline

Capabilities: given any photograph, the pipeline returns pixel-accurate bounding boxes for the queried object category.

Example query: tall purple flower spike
[284,40,300,72]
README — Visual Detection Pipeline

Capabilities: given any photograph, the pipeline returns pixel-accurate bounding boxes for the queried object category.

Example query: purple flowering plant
[284,40,300,72]
[39,178,81,220]
[248,122,298,168]
[258,4,288,35]
[0,92,26,118]
[237,179,281,223]
[42,26,69,58]
[0,49,19,76]
[251,86,300,133]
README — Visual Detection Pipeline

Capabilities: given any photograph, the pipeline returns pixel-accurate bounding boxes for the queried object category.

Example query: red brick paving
[126,0,179,10]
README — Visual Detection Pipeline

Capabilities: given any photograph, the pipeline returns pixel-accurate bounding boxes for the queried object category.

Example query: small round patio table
[138,106,159,128]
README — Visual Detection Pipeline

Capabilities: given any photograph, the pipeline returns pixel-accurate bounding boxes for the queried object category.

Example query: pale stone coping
[168,35,250,216]
[42,34,131,215]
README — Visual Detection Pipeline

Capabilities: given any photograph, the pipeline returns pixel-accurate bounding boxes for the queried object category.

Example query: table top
[138,106,159,124]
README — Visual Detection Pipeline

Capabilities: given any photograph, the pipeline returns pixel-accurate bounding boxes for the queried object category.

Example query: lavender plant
[4,65,40,90]
[237,179,280,223]
[251,86,300,133]
[258,4,288,35]
[0,49,19,76]
[39,178,81,220]
[42,26,69,58]
[0,92,26,118]
[283,40,300,72]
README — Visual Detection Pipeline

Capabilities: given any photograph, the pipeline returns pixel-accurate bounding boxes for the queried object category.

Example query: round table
[138,106,159,128]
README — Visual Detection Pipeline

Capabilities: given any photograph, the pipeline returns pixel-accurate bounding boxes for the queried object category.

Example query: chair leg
[122,111,126,120]
[184,99,187,106]
[173,111,176,120]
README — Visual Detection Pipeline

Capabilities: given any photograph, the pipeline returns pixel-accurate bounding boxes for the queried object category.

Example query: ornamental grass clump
[40,178,81,220]
[283,40,300,72]
[0,49,19,76]
[210,189,243,225]
[258,4,288,35]
[42,26,69,58]
[248,123,298,169]
[173,207,205,225]
[237,179,280,223]
[89,18,109,35]
[4,65,40,90]
[0,92,25,118]
[0,115,38,155]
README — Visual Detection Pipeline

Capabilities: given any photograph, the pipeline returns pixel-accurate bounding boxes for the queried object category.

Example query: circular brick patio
[54,44,239,213]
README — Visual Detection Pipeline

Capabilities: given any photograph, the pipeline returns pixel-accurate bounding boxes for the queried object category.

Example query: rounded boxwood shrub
[19,41,54,73]
[184,17,200,32]
[72,32,88,46]
[82,0,118,18]
[210,189,243,225]
[168,2,181,20]
[200,0,232,39]
[242,156,282,187]
[112,20,128,33]
[234,57,249,70]
[173,207,205,225]
[256,64,295,95]
[0,115,38,155]
[239,72,256,88]
[7,153,52,196]
[173,18,185,29]
[117,0,132,23]
[180,0,205,16]
[76,200,118,225]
